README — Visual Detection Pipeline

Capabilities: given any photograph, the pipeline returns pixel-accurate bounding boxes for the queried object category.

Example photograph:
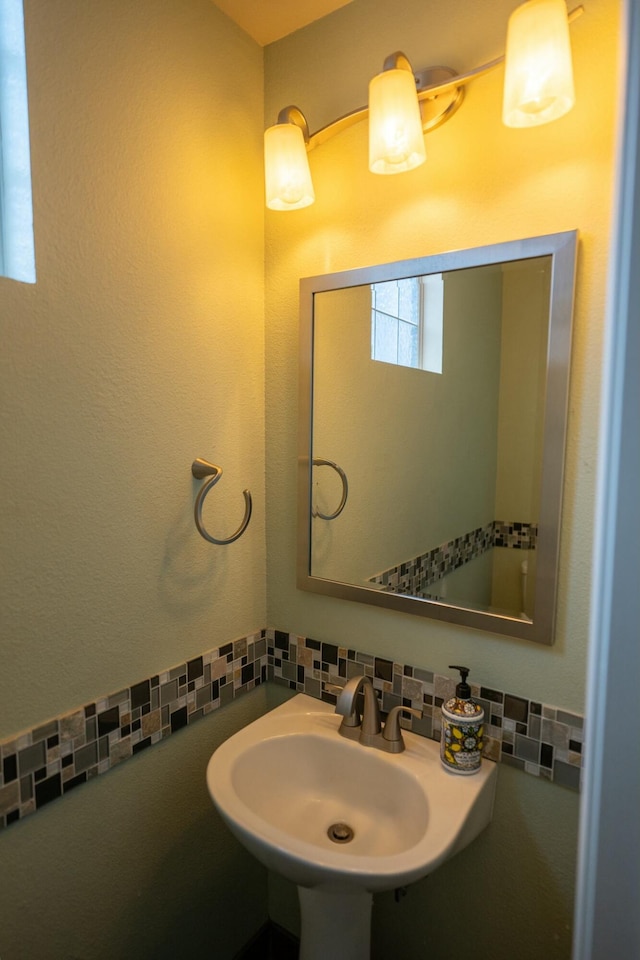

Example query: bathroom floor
[235,921,299,959]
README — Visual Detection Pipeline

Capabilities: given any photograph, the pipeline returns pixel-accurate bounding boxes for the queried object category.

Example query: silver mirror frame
[298,231,578,644]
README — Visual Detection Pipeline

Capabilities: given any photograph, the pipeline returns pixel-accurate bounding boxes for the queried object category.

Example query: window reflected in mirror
[371,276,443,374]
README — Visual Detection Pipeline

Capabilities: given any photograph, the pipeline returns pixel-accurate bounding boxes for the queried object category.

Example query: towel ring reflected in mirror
[312,458,349,521]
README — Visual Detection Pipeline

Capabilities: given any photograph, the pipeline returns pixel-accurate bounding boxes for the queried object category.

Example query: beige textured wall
[0,1,267,956]
[0,0,266,738]
[0,689,270,960]
[264,0,620,712]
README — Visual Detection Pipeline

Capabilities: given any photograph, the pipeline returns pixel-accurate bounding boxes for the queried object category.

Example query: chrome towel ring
[312,458,349,520]
[191,458,252,545]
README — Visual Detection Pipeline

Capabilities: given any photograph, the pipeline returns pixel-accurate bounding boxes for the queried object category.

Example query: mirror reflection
[298,233,577,644]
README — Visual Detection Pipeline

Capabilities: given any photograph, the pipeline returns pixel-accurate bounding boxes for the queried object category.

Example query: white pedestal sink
[206,693,497,959]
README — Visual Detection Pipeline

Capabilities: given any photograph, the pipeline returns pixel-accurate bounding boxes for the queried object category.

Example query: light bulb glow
[502,0,575,128]
[368,68,426,175]
[264,123,315,211]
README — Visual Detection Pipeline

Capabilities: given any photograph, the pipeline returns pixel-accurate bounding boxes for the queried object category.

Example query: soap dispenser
[440,665,484,775]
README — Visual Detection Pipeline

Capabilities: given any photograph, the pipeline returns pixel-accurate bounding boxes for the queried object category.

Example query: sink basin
[206,693,497,893]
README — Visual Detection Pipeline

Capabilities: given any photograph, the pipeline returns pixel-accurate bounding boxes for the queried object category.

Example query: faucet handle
[382,705,423,753]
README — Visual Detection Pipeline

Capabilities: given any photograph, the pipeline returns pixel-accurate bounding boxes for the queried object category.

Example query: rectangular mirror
[298,232,578,644]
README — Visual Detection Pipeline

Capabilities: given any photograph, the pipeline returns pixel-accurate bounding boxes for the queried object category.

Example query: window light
[0,0,35,283]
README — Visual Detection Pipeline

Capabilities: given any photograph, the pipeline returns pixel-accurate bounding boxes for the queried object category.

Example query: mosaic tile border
[268,630,583,791]
[0,631,268,830]
[370,519,538,595]
[493,520,538,550]
[0,626,584,831]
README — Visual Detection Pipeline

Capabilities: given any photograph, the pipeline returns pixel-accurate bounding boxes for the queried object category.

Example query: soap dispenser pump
[440,665,484,775]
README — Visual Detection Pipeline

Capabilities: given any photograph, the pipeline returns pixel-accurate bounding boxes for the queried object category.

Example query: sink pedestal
[298,886,372,960]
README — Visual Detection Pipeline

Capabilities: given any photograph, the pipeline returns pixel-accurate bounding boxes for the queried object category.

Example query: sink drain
[327,822,354,844]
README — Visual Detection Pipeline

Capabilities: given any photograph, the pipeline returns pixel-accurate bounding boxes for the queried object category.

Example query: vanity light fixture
[368,52,426,174]
[264,0,583,210]
[503,0,576,127]
[264,106,315,210]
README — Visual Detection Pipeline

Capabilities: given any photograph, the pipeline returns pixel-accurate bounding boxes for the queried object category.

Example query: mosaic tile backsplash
[0,631,268,830]
[268,630,583,791]
[370,520,538,595]
[0,628,583,830]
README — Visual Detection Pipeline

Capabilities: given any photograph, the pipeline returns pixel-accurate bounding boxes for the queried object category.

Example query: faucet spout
[334,674,423,752]
[336,676,382,746]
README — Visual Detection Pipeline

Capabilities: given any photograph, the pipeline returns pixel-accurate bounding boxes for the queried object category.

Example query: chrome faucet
[334,675,422,754]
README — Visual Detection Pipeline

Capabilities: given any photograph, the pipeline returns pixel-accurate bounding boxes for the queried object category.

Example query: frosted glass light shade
[502,0,575,128]
[264,122,315,211]
[368,68,426,175]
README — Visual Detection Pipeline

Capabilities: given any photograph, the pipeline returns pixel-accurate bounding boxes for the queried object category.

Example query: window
[0,0,35,283]
[371,274,443,373]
